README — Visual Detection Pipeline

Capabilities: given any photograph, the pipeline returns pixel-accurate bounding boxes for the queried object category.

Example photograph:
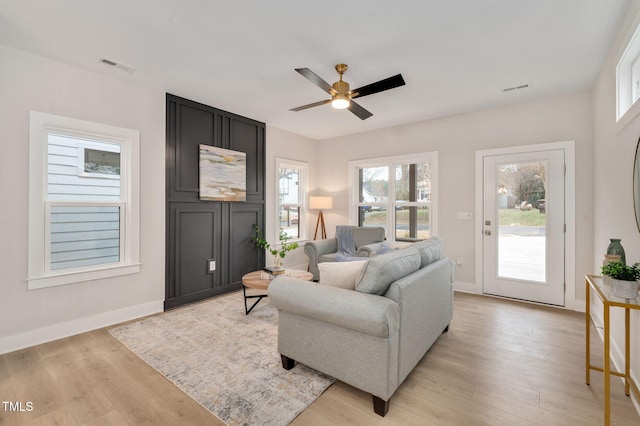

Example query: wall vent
[502,84,529,92]
[97,57,135,73]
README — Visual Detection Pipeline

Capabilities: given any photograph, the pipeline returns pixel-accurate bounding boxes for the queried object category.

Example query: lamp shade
[309,196,333,210]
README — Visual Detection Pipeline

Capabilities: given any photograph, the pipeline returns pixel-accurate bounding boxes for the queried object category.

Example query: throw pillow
[413,237,443,268]
[355,247,421,295]
[376,241,411,255]
[318,260,369,290]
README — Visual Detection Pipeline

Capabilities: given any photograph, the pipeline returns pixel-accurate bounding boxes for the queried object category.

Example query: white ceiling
[0,0,631,140]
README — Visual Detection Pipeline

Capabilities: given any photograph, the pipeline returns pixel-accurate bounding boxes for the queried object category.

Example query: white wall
[316,91,593,309]
[0,45,166,354]
[592,0,640,407]
[265,125,318,270]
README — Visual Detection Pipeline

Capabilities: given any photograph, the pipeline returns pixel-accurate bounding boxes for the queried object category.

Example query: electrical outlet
[455,258,463,266]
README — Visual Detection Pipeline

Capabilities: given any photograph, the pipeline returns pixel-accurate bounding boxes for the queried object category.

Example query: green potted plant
[601,260,640,298]
[252,225,299,271]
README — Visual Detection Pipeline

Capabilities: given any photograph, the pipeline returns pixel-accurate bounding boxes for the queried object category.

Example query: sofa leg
[281,354,296,370]
[372,395,389,417]
[443,324,450,333]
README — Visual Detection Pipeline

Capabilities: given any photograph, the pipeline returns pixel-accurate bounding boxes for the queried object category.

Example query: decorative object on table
[252,225,299,269]
[109,292,334,426]
[603,254,621,265]
[198,144,246,202]
[601,260,640,299]
[309,196,333,240]
[606,238,626,265]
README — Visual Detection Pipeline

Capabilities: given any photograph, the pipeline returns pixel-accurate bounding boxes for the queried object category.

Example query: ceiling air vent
[502,84,529,92]
[97,57,135,73]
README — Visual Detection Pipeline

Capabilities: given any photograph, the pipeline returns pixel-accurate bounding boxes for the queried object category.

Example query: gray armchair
[304,226,385,280]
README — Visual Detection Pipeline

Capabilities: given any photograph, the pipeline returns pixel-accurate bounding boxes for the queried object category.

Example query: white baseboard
[0,300,163,355]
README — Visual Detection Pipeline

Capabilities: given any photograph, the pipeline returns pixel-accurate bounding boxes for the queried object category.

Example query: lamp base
[313,211,327,240]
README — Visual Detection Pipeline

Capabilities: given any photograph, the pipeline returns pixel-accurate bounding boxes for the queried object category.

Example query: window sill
[27,263,141,290]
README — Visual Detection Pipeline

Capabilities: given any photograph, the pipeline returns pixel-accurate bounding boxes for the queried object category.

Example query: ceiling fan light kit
[290,63,405,120]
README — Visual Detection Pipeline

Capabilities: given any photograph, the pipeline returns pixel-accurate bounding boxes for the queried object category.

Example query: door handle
[484,230,491,236]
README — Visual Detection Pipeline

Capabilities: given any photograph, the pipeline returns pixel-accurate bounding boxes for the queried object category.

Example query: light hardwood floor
[1,292,638,425]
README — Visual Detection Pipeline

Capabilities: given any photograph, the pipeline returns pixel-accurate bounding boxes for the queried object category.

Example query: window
[617,21,640,120]
[276,158,307,241]
[28,112,140,289]
[349,152,437,241]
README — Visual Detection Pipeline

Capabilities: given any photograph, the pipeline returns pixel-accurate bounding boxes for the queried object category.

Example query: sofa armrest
[355,242,384,257]
[269,277,399,338]
[304,238,338,280]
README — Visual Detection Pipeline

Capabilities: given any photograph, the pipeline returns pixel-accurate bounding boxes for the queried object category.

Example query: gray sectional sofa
[269,237,454,416]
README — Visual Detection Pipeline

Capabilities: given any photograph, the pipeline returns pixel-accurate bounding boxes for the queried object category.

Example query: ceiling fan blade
[348,99,373,120]
[295,68,333,94]
[289,99,332,111]
[351,74,405,99]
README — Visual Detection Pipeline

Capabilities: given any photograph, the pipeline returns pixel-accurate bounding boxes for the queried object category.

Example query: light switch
[207,259,216,273]
[456,212,472,220]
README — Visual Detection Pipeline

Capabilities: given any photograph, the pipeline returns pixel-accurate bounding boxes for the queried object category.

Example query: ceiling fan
[290,64,405,120]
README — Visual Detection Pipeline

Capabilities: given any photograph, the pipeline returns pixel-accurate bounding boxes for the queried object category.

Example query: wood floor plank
[0,292,638,425]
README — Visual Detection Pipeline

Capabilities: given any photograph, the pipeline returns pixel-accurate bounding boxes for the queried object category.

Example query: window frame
[275,157,308,243]
[348,152,438,242]
[28,111,140,289]
[617,18,640,122]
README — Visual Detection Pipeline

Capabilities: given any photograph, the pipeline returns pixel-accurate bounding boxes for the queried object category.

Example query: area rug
[109,291,335,426]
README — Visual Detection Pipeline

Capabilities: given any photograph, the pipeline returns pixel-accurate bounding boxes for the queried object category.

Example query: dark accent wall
[165,94,265,309]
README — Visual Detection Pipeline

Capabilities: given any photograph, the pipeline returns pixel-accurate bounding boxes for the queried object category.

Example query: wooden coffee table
[241,269,313,314]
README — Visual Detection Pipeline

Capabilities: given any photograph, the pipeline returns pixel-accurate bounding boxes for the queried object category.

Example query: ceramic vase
[606,239,626,265]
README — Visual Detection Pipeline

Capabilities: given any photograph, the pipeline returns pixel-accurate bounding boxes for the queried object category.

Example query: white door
[482,149,565,306]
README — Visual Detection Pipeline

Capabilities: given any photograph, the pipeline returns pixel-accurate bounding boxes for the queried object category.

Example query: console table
[585,274,640,425]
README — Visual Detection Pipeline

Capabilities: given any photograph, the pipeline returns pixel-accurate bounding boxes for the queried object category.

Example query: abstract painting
[199,144,246,202]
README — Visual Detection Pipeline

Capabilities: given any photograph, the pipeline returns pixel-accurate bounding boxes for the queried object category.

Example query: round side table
[241,269,313,314]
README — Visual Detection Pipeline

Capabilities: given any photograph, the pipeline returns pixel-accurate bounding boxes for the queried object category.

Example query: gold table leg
[586,279,591,386]
[625,308,630,396]
[604,304,611,425]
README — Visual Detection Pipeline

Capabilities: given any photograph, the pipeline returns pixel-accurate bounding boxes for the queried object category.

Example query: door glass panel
[496,161,546,282]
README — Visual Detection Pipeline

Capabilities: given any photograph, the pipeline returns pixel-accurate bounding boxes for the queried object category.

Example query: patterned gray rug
[109,291,335,425]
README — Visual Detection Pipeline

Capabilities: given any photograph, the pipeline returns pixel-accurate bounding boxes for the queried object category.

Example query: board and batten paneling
[165,94,265,310]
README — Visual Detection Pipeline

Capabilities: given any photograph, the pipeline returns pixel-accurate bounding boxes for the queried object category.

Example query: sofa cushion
[318,260,369,290]
[376,241,412,255]
[413,237,443,268]
[355,247,421,295]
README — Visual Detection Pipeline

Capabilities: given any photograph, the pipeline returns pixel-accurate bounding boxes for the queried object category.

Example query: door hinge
[564,164,566,175]
[564,223,566,233]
